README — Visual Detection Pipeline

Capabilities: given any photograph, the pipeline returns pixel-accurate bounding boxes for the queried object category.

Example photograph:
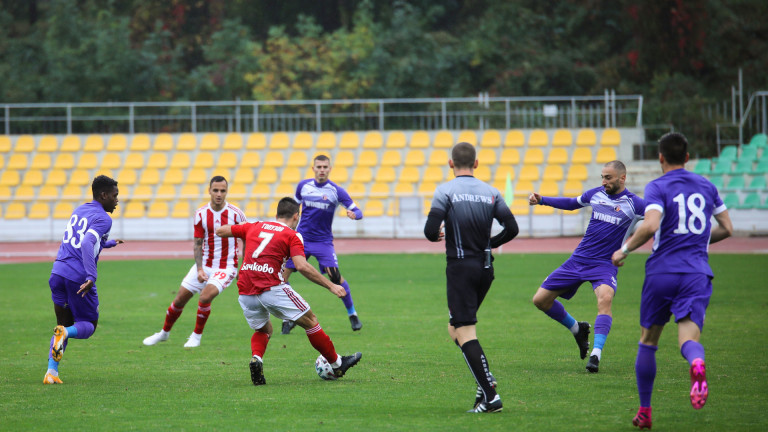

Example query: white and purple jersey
[541,187,645,262]
[294,179,362,243]
[51,201,115,284]
[643,169,726,277]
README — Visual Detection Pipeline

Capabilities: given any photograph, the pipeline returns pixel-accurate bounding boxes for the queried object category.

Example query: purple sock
[48,336,69,359]
[544,300,576,329]
[340,281,356,314]
[680,340,705,364]
[636,343,658,408]
[593,314,612,350]
[72,321,96,339]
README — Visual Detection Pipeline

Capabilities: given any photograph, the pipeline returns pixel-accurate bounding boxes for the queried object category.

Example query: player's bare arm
[709,210,734,244]
[612,209,661,266]
[215,225,233,237]
[292,254,346,298]
[194,237,206,282]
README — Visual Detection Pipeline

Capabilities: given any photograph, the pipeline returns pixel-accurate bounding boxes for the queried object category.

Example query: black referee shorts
[446,258,495,328]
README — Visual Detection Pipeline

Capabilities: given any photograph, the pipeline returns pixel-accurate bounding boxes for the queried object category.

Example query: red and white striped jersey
[193,202,247,269]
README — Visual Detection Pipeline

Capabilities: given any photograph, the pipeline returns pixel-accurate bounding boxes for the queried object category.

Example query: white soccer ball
[315,355,337,381]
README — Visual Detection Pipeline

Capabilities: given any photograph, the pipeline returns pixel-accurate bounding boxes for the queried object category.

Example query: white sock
[332,356,342,368]
[252,355,263,362]
[46,369,58,376]
[591,348,602,360]
[569,322,580,335]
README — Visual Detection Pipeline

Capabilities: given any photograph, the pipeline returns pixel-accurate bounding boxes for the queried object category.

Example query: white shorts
[238,284,310,330]
[180,264,237,295]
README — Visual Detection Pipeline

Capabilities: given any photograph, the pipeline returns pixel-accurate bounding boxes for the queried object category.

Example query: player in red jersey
[216,197,362,385]
[143,176,247,348]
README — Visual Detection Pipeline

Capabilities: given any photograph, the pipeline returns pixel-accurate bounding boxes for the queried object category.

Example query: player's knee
[532,293,551,310]
[326,267,342,285]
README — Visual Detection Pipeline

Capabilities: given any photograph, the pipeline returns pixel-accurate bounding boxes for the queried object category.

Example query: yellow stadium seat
[428,149,449,166]
[387,199,399,217]
[475,166,492,182]
[54,202,74,219]
[480,130,501,148]
[123,202,145,218]
[257,167,278,184]
[365,200,385,217]
[263,151,284,168]
[107,134,127,151]
[14,135,35,152]
[139,169,160,185]
[600,128,621,146]
[38,135,58,152]
[170,153,191,169]
[22,170,44,186]
[369,182,390,198]
[332,166,349,183]
[246,133,267,150]
[596,147,617,163]
[571,148,592,164]
[174,133,196,150]
[251,184,271,198]
[316,132,336,149]
[5,202,26,219]
[153,133,174,151]
[334,151,355,167]
[385,131,406,148]
[303,167,314,179]
[418,182,438,197]
[70,169,92,186]
[339,132,360,149]
[357,150,378,167]
[542,165,564,182]
[533,204,555,215]
[8,154,28,170]
[410,131,430,148]
[218,133,241,150]
[351,167,373,183]
[241,152,261,168]
[0,154,3,170]
[117,169,137,185]
[268,132,290,149]
[288,132,311,150]
[500,149,520,165]
[504,130,525,147]
[539,180,560,196]
[83,135,104,151]
[124,153,145,169]
[155,185,176,200]
[172,201,192,218]
[147,202,169,218]
[514,181,535,197]
[381,150,402,166]
[130,134,151,151]
[346,182,366,199]
[528,129,549,147]
[576,129,597,146]
[422,167,445,183]
[162,169,184,185]
[217,152,238,169]
[132,185,153,201]
[147,153,168,169]
[32,153,52,169]
[180,184,203,199]
[227,183,247,200]
[233,168,255,185]
[494,166,515,183]
[97,152,117,170]
[362,132,383,149]
[477,149,497,166]
[400,167,420,183]
[75,153,97,170]
[0,170,20,186]
[199,133,220,150]
[552,129,573,147]
[566,165,588,181]
[16,186,36,201]
[194,152,215,169]
[523,148,544,164]
[212,168,231,182]
[457,130,477,146]
[547,148,569,164]
[376,167,397,183]
[563,180,583,197]
[274,183,294,197]
[61,185,85,201]
[405,150,426,166]
[60,135,81,152]
[394,182,415,195]
[53,153,75,170]
[519,165,540,181]
[46,170,67,187]
[0,136,10,152]
[433,130,454,148]
[39,185,59,200]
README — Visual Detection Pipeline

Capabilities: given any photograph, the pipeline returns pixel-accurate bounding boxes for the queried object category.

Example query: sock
[680,340,705,365]
[460,339,497,402]
[341,281,356,315]
[635,342,658,408]
[591,314,612,359]
[305,324,339,365]
[250,331,270,358]
[193,302,212,335]
[66,321,96,339]
[544,300,577,332]
[163,302,184,332]
[48,357,59,372]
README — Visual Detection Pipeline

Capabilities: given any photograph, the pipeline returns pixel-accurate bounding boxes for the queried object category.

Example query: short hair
[314,154,330,164]
[276,197,300,219]
[91,175,118,198]
[604,160,627,176]
[451,142,476,169]
[209,176,228,187]
[658,132,688,165]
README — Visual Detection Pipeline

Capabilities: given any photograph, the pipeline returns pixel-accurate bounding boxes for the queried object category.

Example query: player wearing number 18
[612,132,733,429]
[44,175,124,384]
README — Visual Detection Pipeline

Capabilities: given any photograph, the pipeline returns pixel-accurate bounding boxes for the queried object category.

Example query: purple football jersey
[294,179,362,243]
[51,201,113,283]
[643,169,726,276]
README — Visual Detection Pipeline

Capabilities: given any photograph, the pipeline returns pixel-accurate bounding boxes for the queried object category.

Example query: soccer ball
[315,355,337,381]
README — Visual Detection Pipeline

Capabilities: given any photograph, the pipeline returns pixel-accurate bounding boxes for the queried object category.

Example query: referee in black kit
[424,141,519,413]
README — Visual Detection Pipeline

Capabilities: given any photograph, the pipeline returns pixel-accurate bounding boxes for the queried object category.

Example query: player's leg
[238,294,271,385]
[634,325,663,429]
[185,268,236,347]
[144,265,201,345]
[280,261,298,334]
[587,283,615,372]
[325,266,362,331]
[532,286,590,359]
[45,277,72,384]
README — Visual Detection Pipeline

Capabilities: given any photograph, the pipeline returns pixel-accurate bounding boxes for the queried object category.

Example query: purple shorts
[541,256,618,300]
[640,273,712,331]
[285,240,339,272]
[49,273,100,323]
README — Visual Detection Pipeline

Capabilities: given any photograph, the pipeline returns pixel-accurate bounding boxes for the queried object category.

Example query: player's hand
[197,269,208,283]
[611,249,627,267]
[78,280,94,297]
[437,223,445,242]
[528,192,542,206]
[346,209,356,219]
[329,283,346,298]
[115,239,124,245]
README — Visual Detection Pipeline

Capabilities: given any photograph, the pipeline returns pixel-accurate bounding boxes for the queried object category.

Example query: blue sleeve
[337,185,363,220]
[540,196,582,211]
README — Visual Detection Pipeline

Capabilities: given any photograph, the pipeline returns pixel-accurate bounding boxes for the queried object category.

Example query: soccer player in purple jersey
[281,154,364,334]
[612,133,733,429]
[529,160,645,373]
[43,175,123,384]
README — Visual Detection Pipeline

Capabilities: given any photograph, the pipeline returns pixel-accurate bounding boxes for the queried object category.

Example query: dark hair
[451,142,476,169]
[658,132,688,165]
[604,160,627,176]
[314,154,330,164]
[209,176,228,187]
[91,175,118,198]
[276,197,300,219]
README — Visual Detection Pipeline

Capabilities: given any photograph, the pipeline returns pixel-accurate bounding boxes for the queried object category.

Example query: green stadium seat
[692,159,711,175]
[753,160,768,174]
[739,146,758,162]
[732,160,754,175]
[717,146,738,162]
[738,192,762,209]
[723,193,740,209]
[724,176,745,191]
[746,175,766,191]
[708,175,724,190]
[712,159,732,175]
[749,133,767,148]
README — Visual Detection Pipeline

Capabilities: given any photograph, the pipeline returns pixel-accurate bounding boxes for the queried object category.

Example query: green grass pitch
[2,253,767,431]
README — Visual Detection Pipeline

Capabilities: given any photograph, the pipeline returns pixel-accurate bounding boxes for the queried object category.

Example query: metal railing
[2,91,642,135]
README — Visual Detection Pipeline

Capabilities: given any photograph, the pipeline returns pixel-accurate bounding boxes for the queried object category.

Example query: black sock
[460,339,497,402]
